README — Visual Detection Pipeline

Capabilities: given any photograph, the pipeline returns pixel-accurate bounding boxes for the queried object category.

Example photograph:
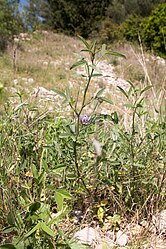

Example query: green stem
[73,56,95,195]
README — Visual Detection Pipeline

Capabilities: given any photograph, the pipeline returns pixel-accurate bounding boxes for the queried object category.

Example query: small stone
[13,79,19,85]
[73,227,101,246]
[28,78,34,84]
[116,230,128,246]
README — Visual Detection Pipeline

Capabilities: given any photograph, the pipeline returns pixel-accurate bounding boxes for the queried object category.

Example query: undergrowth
[0,36,165,249]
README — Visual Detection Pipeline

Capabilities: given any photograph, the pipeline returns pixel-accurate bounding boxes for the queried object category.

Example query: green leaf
[51,164,66,172]
[136,97,144,108]
[29,202,41,214]
[70,59,87,70]
[80,49,91,53]
[91,73,103,77]
[2,226,17,234]
[70,242,90,249]
[56,189,72,199]
[37,171,45,185]
[0,244,17,249]
[48,211,63,226]
[106,51,126,58]
[77,35,91,50]
[65,87,71,101]
[55,192,64,211]
[52,89,66,98]
[111,111,119,124]
[25,222,41,238]
[140,85,153,95]
[55,189,72,211]
[54,141,62,155]
[95,88,105,98]
[14,102,28,112]
[7,212,15,226]
[101,44,107,57]
[127,80,136,91]
[101,97,113,105]
[127,86,133,98]
[31,164,38,179]
[97,206,105,222]
[117,86,129,99]
[102,179,114,186]
[90,40,97,53]
[40,222,55,237]
[124,104,134,108]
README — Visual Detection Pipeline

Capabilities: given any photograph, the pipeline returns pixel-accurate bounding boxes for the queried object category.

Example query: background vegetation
[0,0,166,56]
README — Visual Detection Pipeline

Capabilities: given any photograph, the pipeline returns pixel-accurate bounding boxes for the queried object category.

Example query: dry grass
[0,31,165,120]
[111,42,166,88]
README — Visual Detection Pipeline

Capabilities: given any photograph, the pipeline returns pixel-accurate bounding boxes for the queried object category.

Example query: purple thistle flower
[80,114,91,125]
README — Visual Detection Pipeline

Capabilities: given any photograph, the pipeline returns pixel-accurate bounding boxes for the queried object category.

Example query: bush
[121,14,143,41]
[97,17,123,44]
[140,3,166,57]
[122,3,166,57]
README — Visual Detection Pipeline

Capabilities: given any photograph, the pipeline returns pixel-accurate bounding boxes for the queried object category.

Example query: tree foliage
[0,0,23,51]
[122,3,166,57]
[30,0,164,40]
[141,3,166,57]
[38,0,111,37]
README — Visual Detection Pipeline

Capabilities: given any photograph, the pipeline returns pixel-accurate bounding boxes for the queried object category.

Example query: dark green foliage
[97,17,122,44]
[105,0,165,24]
[121,14,143,41]
[140,3,166,57]
[122,3,166,57]
[39,0,111,37]
[0,0,23,51]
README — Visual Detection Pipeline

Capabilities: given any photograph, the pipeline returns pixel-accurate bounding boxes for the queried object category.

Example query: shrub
[121,14,143,41]
[140,3,166,57]
[97,17,123,44]
[122,3,166,57]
